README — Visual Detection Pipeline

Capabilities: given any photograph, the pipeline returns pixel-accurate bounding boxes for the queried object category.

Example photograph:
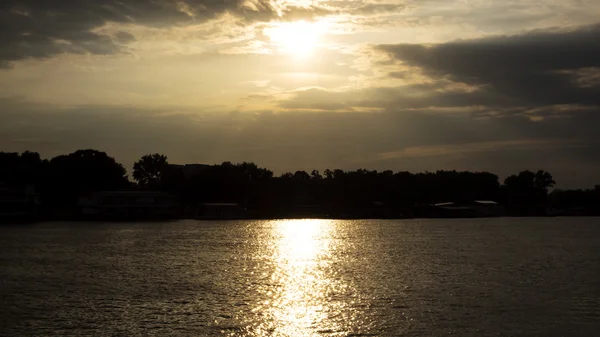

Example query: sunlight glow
[270,219,333,336]
[264,20,326,57]
[252,219,350,336]
[276,219,328,262]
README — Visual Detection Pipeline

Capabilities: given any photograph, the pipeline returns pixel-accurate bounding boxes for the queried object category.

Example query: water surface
[1,218,600,336]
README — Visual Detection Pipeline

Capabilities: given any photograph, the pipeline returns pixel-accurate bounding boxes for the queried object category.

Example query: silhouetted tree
[13,148,600,219]
[133,153,169,189]
[293,171,310,181]
[281,172,294,179]
[549,185,600,216]
[503,170,555,215]
[310,170,322,180]
[174,161,273,209]
[534,170,556,193]
[45,149,129,206]
[0,151,46,189]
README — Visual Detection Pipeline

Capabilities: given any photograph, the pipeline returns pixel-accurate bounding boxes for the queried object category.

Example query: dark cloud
[0,0,306,65]
[376,24,600,107]
[114,31,136,44]
[0,0,408,65]
[277,23,600,112]
[280,24,600,113]
[320,1,404,15]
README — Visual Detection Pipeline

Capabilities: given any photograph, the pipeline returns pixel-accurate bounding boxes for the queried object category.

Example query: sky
[1,0,600,188]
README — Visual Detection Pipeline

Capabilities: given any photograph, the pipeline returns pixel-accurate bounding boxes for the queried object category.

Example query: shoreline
[3,214,599,225]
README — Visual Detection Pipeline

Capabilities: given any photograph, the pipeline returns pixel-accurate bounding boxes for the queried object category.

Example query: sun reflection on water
[253,219,346,336]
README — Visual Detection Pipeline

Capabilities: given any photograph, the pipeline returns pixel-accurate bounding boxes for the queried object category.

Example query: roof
[441,206,473,210]
[474,200,499,205]
[434,202,455,207]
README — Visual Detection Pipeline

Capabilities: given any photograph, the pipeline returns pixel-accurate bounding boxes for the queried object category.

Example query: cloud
[0,0,342,65]
[114,31,136,44]
[274,23,600,117]
[376,23,600,107]
[0,0,419,66]
[319,1,405,15]
[276,81,513,111]
[277,4,337,21]
[352,3,405,15]
[374,139,584,161]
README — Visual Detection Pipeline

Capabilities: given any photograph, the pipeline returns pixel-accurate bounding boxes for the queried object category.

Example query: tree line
[1,149,598,217]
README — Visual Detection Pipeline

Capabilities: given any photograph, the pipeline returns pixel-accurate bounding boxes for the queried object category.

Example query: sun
[264,20,325,58]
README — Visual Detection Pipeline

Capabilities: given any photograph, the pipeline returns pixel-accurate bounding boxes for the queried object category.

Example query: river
[1,218,599,336]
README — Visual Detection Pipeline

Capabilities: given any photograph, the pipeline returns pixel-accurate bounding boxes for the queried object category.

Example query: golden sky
[1,0,600,187]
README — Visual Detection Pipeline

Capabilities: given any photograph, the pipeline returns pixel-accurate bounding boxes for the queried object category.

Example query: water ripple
[1,218,600,336]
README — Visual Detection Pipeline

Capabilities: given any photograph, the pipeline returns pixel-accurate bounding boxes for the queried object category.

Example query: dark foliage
[501,170,556,216]
[549,186,600,216]
[133,153,169,189]
[45,149,129,207]
[1,150,129,209]
[1,149,598,218]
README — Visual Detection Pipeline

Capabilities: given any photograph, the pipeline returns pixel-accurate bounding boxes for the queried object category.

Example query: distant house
[366,201,405,219]
[433,202,457,208]
[0,185,40,222]
[471,200,504,217]
[428,200,504,218]
[432,202,476,218]
[78,191,179,220]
